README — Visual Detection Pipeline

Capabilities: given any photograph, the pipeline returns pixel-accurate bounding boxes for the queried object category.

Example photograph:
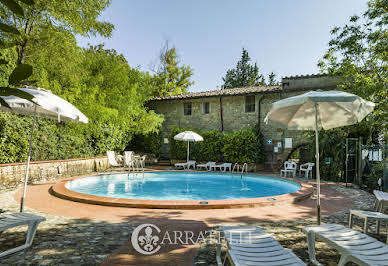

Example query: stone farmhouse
[148,74,339,167]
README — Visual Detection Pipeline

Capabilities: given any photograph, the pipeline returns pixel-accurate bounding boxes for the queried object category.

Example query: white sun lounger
[197,161,216,171]
[174,160,196,170]
[211,163,232,172]
[303,223,388,266]
[374,190,388,212]
[0,213,46,258]
[217,225,305,266]
[107,151,122,167]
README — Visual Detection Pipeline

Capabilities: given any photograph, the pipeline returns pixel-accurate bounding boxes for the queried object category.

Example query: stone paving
[0,183,385,265]
[0,189,136,265]
[193,185,387,266]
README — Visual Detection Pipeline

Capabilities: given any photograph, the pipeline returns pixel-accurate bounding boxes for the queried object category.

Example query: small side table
[349,209,388,243]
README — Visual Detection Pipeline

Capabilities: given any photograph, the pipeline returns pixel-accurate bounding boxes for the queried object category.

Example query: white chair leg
[338,254,352,266]
[307,231,322,266]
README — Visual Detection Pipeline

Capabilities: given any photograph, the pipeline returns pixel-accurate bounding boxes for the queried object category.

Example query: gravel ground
[0,189,135,265]
[193,185,387,266]
[0,185,386,266]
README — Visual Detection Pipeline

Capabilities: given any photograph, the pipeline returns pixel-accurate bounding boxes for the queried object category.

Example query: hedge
[169,126,265,163]
[0,112,130,163]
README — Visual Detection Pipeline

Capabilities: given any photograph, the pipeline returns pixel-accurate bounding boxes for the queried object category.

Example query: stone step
[158,160,171,166]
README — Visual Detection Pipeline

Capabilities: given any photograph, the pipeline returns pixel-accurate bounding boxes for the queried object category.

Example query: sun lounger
[107,151,122,167]
[174,160,196,170]
[217,225,305,266]
[349,209,388,237]
[374,190,388,212]
[211,163,232,172]
[0,213,46,258]
[303,223,388,266]
[197,161,216,171]
[124,151,135,169]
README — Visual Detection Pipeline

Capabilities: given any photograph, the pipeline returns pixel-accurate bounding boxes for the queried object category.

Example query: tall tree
[0,0,39,106]
[267,72,278,86]
[151,41,193,97]
[1,0,113,65]
[318,0,387,142]
[222,48,265,89]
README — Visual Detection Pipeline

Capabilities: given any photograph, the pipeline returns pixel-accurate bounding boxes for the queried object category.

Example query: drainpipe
[257,96,265,130]
[219,97,224,132]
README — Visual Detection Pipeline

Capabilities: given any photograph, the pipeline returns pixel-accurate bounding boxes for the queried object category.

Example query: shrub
[169,127,266,163]
[128,130,162,157]
[222,128,264,163]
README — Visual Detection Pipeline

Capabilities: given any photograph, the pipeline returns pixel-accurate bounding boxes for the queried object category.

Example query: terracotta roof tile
[150,86,282,101]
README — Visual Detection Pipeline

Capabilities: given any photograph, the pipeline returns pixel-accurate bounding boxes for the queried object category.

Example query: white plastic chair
[124,151,135,169]
[197,161,216,171]
[303,224,388,266]
[280,161,297,177]
[175,160,196,170]
[138,155,146,168]
[217,226,305,266]
[107,151,122,167]
[0,213,46,258]
[211,163,232,172]
[299,162,314,179]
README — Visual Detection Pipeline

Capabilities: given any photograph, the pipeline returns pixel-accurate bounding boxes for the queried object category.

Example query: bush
[128,130,162,157]
[0,112,137,163]
[169,127,265,163]
[222,128,265,163]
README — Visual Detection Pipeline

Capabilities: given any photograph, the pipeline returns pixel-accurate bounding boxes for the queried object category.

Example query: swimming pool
[65,171,301,201]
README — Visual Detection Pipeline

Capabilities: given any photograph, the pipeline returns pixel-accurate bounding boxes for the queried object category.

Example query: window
[245,96,255,112]
[202,102,210,114]
[183,102,192,116]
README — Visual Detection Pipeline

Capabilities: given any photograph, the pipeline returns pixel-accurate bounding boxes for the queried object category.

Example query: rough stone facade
[148,75,338,166]
[0,157,109,190]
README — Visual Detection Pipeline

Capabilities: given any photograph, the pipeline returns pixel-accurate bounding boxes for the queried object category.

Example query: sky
[77,0,368,92]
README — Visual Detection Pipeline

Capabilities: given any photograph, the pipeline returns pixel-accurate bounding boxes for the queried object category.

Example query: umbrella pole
[187,141,190,162]
[315,103,321,225]
[20,111,37,213]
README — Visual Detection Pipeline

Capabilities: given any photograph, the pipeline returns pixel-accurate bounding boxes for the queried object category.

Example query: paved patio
[1,171,355,265]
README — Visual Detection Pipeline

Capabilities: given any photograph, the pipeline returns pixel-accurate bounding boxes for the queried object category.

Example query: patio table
[349,209,388,242]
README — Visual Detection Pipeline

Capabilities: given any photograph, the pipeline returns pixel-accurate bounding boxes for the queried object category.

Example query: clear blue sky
[77,0,368,92]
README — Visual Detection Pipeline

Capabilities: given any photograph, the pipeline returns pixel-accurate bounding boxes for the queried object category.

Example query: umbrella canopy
[174,131,203,162]
[0,86,88,212]
[0,86,88,123]
[264,90,374,130]
[265,90,375,224]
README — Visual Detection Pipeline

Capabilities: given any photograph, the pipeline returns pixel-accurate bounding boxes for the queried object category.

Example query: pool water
[65,171,301,201]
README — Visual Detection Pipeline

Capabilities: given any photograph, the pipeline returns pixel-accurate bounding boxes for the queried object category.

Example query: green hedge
[128,131,162,157]
[169,127,265,163]
[0,112,131,163]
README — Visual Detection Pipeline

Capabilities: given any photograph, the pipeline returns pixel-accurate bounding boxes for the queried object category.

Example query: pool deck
[51,170,314,209]
[12,168,353,266]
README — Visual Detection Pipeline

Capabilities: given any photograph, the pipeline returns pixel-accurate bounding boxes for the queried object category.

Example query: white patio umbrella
[0,86,88,212]
[264,90,375,224]
[174,131,203,162]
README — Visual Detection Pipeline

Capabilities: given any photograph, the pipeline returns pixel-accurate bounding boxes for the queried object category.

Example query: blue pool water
[65,171,301,200]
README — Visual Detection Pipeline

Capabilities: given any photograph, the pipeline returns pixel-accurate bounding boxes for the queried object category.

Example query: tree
[222,48,265,89]
[318,0,387,143]
[0,0,37,106]
[151,41,193,97]
[267,72,278,86]
[1,0,113,65]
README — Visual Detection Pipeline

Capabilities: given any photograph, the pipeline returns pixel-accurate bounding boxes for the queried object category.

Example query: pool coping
[51,170,315,209]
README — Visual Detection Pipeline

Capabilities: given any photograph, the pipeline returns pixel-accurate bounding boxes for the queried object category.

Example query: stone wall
[0,157,109,190]
[149,90,310,164]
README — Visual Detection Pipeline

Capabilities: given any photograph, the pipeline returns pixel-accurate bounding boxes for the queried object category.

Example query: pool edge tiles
[51,171,314,209]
